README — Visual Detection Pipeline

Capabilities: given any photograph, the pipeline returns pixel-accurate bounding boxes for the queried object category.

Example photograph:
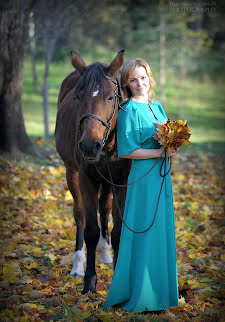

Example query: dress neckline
[130,99,158,120]
[130,99,148,105]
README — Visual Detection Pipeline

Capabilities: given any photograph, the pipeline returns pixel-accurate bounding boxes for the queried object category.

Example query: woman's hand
[153,122,163,141]
[158,146,177,158]
[154,122,163,128]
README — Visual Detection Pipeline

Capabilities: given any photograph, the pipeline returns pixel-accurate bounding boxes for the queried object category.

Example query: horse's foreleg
[98,184,113,264]
[111,185,127,268]
[66,168,86,279]
[70,210,86,278]
[83,213,100,293]
[79,169,100,294]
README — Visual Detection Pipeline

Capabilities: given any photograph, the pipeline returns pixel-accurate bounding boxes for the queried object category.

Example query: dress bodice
[117,99,167,157]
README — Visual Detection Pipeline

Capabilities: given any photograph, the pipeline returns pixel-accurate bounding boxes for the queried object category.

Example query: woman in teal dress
[104,58,179,313]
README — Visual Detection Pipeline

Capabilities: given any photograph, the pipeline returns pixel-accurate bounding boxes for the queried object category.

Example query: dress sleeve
[116,104,141,158]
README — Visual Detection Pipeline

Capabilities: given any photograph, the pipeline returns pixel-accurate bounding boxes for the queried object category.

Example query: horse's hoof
[82,275,97,294]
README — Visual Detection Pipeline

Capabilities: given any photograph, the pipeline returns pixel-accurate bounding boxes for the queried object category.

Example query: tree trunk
[29,11,39,93]
[43,55,50,137]
[159,0,166,108]
[0,0,46,156]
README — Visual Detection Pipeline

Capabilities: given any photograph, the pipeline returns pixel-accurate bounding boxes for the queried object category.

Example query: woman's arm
[120,146,175,159]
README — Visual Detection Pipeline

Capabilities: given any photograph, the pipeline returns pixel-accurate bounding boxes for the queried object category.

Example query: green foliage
[22,57,225,150]
[24,0,225,147]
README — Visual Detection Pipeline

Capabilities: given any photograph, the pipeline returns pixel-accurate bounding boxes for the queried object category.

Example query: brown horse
[55,50,131,294]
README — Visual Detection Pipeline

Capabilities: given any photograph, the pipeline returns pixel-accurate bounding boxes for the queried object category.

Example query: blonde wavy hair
[121,58,156,102]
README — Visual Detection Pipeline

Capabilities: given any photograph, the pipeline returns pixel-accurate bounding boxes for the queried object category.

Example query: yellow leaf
[30,304,38,309]
[2,241,17,253]
[45,253,56,261]
[21,303,38,310]
[65,190,73,201]
[64,229,75,240]
[188,252,198,259]
[203,289,216,297]
[24,262,38,270]
[99,290,107,296]
[178,277,186,290]
[187,279,202,289]
[2,262,22,282]
[20,244,41,254]
[99,263,109,270]
[180,312,191,320]
[201,277,213,283]
[32,247,42,255]
[1,187,9,196]
[19,275,33,284]
[60,255,72,265]
[73,278,83,285]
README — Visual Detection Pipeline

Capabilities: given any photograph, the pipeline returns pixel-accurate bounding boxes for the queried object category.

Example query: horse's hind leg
[98,183,113,264]
[66,167,86,279]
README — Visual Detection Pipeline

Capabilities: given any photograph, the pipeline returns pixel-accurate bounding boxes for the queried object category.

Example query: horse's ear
[106,49,125,77]
[71,51,86,75]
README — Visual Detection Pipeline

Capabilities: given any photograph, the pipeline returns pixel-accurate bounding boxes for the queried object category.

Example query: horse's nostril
[78,140,102,160]
[95,141,102,151]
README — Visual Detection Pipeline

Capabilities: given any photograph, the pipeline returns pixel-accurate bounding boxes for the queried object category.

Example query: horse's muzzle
[78,139,103,163]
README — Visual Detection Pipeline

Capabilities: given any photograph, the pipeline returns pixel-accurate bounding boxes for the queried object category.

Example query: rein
[94,148,172,234]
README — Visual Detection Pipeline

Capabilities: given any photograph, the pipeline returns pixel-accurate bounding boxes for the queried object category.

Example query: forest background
[0,0,225,321]
[23,0,225,149]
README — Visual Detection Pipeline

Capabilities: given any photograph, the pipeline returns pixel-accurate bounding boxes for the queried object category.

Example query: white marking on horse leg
[98,234,113,264]
[70,247,86,277]
[92,89,99,97]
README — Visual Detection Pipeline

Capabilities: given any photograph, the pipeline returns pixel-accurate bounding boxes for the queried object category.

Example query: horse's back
[57,70,80,108]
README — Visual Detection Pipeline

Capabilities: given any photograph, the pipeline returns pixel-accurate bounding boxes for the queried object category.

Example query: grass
[22,57,225,151]
[22,60,71,137]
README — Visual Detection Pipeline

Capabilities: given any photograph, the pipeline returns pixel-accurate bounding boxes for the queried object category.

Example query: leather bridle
[77,77,120,147]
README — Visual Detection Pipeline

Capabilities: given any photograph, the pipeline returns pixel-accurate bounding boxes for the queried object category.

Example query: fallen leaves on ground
[0,142,224,321]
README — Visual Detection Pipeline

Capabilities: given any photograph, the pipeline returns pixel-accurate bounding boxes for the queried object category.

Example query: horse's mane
[74,62,108,103]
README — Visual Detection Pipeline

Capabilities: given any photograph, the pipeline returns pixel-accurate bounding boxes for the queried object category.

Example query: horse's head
[71,50,125,163]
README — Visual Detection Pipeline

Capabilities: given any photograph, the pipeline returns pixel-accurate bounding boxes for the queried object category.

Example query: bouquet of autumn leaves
[153,119,191,153]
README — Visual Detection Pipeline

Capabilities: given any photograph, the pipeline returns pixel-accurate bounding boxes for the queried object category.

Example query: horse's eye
[108,96,113,102]
[75,94,80,101]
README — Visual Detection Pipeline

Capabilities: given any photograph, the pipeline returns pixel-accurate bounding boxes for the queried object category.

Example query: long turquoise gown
[104,99,179,313]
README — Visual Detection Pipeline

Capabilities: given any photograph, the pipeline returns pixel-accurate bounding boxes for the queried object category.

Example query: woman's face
[128,66,150,99]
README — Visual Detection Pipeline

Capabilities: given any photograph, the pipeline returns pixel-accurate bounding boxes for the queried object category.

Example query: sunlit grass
[22,57,225,147]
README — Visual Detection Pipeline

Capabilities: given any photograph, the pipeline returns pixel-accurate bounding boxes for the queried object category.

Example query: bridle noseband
[77,77,120,148]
